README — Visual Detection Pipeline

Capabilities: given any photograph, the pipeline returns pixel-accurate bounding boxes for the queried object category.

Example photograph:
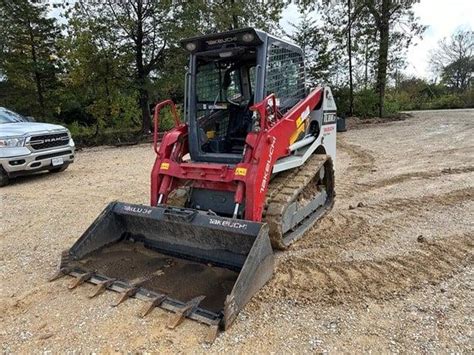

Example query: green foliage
[354,89,380,117]
[194,0,285,33]
[334,87,388,118]
[460,89,474,107]
[68,120,91,137]
[332,87,350,116]
[71,126,144,147]
[0,0,61,118]
[59,5,141,132]
[429,94,465,110]
[441,56,474,90]
[57,100,95,126]
[332,85,472,118]
[383,93,403,116]
[387,77,473,111]
[158,107,181,132]
[286,12,335,86]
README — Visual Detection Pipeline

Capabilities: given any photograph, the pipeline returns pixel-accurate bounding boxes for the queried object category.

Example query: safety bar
[153,100,181,155]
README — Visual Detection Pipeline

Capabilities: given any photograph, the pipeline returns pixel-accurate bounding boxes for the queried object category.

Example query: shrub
[354,89,379,118]
[332,87,350,116]
[459,89,474,108]
[428,94,464,109]
[71,127,145,147]
[155,105,183,131]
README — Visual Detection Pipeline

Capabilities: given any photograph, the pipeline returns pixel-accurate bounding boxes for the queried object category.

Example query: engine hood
[0,122,68,137]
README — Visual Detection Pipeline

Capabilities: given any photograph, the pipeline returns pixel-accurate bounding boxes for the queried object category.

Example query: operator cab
[182,28,305,164]
[195,47,256,155]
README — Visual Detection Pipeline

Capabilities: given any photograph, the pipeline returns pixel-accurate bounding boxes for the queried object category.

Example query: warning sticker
[235,167,247,176]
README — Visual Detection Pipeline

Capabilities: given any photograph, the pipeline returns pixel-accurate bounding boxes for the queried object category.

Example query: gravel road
[1,109,473,352]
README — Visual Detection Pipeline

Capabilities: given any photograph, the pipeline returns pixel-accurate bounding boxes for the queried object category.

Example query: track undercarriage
[264,154,335,249]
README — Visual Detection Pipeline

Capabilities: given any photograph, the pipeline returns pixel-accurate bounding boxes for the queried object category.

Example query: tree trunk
[134,1,151,133]
[375,0,390,117]
[230,0,239,29]
[104,58,112,121]
[28,21,45,115]
[364,36,369,89]
[139,87,151,132]
[347,0,354,116]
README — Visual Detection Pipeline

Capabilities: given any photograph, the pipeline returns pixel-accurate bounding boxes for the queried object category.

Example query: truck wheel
[0,168,9,187]
[49,164,69,173]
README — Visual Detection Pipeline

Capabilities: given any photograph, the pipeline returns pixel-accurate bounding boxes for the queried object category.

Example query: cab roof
[181,27,302,55]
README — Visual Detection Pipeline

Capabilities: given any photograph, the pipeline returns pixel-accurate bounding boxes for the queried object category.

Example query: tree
[285,13,333,86]
[68,0,286,133]
[0,0,61,117]
[351,11,379,90]
[430,29,473,91]
[58,10,139,131]
[325,0,370,115]
[0,0,286,132]
[205,0,285,32]
[294,0,376,114]
[70,0,174,133]
[364,0,425,117]
[441,58,474,90]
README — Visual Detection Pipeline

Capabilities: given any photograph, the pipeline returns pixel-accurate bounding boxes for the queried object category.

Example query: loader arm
[150,87,325,222]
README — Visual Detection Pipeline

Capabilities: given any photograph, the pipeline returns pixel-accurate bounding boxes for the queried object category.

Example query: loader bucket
[53,202,273,331]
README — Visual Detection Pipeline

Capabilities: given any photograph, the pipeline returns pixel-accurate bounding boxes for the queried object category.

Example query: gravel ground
[1,109,473,352]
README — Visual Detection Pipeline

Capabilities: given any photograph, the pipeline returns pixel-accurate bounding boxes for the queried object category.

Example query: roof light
[242,32,255,42]
[185,42,197,51]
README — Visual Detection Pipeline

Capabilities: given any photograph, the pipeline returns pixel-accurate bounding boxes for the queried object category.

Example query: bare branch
[105,0,134,40]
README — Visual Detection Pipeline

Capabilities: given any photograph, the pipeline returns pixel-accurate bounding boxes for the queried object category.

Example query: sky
[280,0,474,79]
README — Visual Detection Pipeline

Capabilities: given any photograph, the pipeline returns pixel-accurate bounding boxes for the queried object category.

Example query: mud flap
[55,201,274,330]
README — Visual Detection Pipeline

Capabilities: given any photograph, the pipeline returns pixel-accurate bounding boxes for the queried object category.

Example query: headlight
[242,32,255,43]
[185,42,196,51]
[0,137,25,148]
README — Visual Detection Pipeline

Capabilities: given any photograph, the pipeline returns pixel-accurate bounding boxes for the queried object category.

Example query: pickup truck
[0,107,75,187]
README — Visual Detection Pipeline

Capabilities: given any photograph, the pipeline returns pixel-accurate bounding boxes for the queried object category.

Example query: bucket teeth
[140,294,167,318]
[88,279,116,299]
[204,324,220,344]
[68,272,94,290]
[49,250,74,282]
[112,286,140,307]
[167,295,206,329]
[48,267,73,282]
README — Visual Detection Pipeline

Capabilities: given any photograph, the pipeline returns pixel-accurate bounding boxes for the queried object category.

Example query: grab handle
[153,100,181,155]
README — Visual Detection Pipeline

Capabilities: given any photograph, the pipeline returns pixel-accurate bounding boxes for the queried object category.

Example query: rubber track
[263,154,335,249]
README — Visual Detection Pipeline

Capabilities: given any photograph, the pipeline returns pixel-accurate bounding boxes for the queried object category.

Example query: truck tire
[49,164,69,173]
[0,167,9,187]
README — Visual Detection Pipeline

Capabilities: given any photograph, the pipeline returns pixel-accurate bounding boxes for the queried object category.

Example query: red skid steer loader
[51,28,337,340]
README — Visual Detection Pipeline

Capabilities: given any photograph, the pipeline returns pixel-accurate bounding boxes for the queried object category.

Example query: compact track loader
[51,28,337,340]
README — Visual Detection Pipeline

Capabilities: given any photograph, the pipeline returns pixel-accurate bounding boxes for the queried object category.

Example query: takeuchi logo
[206,36,238,45]
[260,136,276,193]
[123,205,152,215]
